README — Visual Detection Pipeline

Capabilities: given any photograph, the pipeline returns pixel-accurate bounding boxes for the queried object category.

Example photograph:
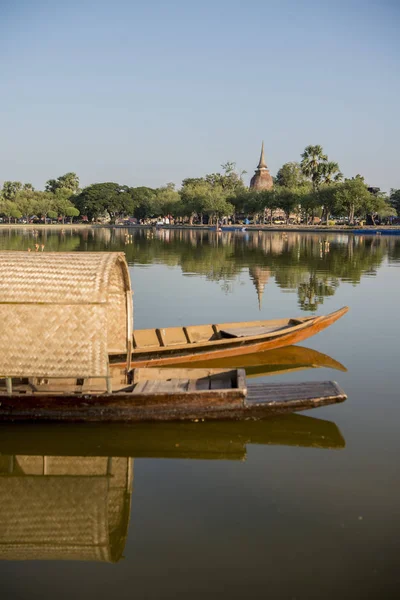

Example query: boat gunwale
[127,308,348,357]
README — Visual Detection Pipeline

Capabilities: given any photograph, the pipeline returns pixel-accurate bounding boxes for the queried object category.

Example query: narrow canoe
[119,307,349,368]
[0,366,347,422]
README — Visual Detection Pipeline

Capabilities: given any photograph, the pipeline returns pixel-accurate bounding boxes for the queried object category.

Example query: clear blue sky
[1,0,399,192]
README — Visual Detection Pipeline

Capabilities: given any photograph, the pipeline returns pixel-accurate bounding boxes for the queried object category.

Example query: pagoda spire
[250,141,273,190]
[257,141,268,169]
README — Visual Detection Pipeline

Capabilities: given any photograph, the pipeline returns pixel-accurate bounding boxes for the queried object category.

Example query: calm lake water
[0,227,399,599]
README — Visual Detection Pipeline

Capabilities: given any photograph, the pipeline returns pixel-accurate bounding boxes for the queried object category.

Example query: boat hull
[0,381,346,422]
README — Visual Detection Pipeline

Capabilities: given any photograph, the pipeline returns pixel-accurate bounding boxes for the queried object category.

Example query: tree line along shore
[1,145,400,227]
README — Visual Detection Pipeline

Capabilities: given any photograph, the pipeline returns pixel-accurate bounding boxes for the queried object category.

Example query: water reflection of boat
[0,414,345,460]
[0,455,133,562]
[173,344,347,378]
[0,415,344,562]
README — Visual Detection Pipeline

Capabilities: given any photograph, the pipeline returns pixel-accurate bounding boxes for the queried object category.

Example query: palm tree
[300,145,328,191]
[321,161,343,184]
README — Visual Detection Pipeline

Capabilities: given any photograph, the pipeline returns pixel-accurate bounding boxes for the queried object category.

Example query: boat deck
[246,381,344,405]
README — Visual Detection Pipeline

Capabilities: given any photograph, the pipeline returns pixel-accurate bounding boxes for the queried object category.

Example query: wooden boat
[0,366,347,422]
[122,307,349,368]
[0,414,345,459]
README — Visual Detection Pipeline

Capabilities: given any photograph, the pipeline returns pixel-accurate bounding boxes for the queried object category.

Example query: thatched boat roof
[0,252,132,379]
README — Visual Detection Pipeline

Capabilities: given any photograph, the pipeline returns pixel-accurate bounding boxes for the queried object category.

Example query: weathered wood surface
[0,379,346,422]
[125,307,349,368]
[246,381,343,403]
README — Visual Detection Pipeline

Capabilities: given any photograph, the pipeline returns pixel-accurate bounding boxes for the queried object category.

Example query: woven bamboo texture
[0,456,133,562]
[0,252,132,378]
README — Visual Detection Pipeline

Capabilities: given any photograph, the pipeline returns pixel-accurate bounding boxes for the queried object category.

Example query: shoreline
[1,223,399,234]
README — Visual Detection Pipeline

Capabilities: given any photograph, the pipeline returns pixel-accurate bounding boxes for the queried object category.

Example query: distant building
[249,142,273,191]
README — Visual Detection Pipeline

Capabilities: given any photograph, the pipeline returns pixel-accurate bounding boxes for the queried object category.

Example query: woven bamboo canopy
[0,455,133,562]
[0,252,132,381]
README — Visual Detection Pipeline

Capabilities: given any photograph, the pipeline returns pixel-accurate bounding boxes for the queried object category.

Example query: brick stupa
[250,142,273,191]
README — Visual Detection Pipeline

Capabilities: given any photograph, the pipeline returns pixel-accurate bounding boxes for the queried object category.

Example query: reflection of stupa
[0,455,133,562]
[249,266,270,310]
[249,142,273,191]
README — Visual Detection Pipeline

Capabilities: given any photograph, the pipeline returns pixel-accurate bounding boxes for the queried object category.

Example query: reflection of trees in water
[385,237,400,264]
[0,228,81,252]
[297,274,339,312]
[0,228,391,311]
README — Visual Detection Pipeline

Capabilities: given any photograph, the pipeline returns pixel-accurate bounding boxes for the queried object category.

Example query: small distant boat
[125,307,349,368]
[219,226,247,232]
[0,367,346,422]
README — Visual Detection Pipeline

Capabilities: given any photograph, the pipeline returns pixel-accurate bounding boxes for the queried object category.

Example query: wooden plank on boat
[133,329,161,349]
[156,327,189,346]
[246,381,346,405]
[184,325,215,343]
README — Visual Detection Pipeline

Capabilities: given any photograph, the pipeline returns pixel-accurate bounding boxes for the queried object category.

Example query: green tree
[66,207,80,223]
[220,161,247,184]
[14,189,36,222]
[46,172,79,194]
[54,187,74,224]
[202,184,233,225]
[2,181,22,200]
[34,191,55,222]
[334,177,373,224]
[370,193,396,223]
[320,161,343,184]
[204,162,246,194]
[390,189,400,216]
[0,199,22,223]
[180,181,210,224]
[73,183,135,221]
[275,187,306,223]
[300,146,342,224]
[131,187,157,221]
[156,185,182,218]
[299,189,321,224]
[275,162,307,188]
[300,145,328,191]
[317,183,341,224]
